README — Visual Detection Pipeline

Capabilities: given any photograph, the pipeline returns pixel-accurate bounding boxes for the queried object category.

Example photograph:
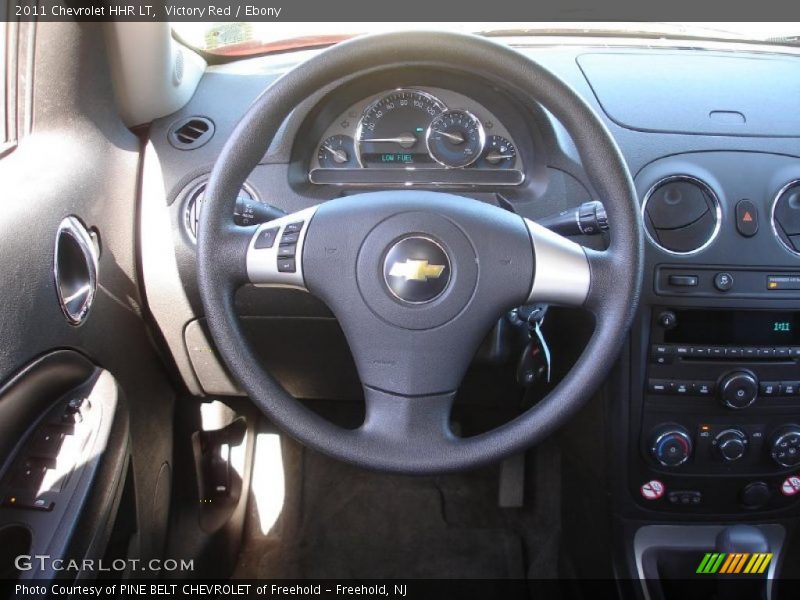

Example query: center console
[635,308,800,514]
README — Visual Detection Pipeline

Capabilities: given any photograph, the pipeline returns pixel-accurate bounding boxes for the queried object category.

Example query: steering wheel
[197,31,643,474]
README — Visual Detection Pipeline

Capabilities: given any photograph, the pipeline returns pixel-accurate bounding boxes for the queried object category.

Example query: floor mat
[235,436,559,580]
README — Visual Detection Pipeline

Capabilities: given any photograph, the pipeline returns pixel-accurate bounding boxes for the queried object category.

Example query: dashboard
[308,87,525,186]
[141,38,800,570]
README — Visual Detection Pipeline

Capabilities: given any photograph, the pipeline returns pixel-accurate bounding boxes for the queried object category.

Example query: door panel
[0,21,174,571]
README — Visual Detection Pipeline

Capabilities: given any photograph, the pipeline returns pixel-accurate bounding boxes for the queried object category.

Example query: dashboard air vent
[642,175,720,255]
[168,117,214,150]
[771,180,800,256]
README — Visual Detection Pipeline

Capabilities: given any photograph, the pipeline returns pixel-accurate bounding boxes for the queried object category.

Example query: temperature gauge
[478,135,517,169]
[317,135,357,168]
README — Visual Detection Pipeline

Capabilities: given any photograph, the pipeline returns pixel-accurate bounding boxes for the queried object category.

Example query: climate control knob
[713,429,748,462]
[719,371,759,409]
[770,426,800,468]
[650,425,693,467]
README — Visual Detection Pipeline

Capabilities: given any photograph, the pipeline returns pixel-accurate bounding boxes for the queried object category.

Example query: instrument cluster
[309,87,524,187]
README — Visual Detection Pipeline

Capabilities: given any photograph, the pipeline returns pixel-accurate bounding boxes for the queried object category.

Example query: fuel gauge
[478,135,517,169]
[317,135,357,168]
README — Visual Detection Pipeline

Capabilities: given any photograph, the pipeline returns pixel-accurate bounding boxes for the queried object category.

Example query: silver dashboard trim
[769,179,800,258]
[524,218,590,306]
[53,216,99,326]
[641,174,722,256]
[246,205,320,289]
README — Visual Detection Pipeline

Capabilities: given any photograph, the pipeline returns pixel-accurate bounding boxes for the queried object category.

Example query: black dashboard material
[143,34,800,544]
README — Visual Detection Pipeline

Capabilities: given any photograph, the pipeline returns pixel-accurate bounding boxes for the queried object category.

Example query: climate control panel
[633,307,800,514]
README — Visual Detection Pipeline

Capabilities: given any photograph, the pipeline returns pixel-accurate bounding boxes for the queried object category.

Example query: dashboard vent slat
[168,116,215,150]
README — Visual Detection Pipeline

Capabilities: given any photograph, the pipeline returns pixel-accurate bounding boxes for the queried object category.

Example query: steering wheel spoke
[246,205,319,289]
[524,218,592,307]
[359,386,457,455]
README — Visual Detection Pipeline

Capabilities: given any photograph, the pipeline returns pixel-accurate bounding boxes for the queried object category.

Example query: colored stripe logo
[696,553,772,574]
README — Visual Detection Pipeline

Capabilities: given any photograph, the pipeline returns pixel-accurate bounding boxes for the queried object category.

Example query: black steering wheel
[197,31,643,474]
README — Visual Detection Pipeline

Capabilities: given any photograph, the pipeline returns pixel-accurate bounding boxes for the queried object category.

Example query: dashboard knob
[714,429,748,462]
[719,371,759,409]
[770,426,800,468]
[650,425,693,467]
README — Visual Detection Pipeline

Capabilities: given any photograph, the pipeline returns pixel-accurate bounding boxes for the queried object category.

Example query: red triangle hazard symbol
[743,212,753,222]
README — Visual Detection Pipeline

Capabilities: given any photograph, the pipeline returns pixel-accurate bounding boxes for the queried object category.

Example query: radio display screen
[663,310,800,346]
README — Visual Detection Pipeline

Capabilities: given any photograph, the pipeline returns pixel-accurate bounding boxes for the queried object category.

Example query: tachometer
[425,110,485,168]
[356,89,446,168]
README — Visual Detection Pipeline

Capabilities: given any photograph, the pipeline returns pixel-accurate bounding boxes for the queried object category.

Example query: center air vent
[771,180,800,256]
[168,116,215,150]
[642,175,721,255]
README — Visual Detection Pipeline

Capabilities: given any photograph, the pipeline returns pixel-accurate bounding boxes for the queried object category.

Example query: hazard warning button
[736,199,758,237]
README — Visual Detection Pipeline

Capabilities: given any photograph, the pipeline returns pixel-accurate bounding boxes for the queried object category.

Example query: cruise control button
[254,227,279,249]
[277,244,297,258]
[283,221,304,234]
[280,232,300,245]
[277,258,296,273]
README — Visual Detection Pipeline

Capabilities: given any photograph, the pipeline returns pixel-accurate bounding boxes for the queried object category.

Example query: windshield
[172,22,800,57]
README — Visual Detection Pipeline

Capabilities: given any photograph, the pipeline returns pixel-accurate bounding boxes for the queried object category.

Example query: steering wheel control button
[277,244,296,258]
[650,425,693,468]
[254,227,279,249]
[277,258,296,273]
[736,200,759,237]
[280,232,300,245]
[283,221,304,234]
[719,371,759,409]
[714,272,734,292]
[383,236,451,304]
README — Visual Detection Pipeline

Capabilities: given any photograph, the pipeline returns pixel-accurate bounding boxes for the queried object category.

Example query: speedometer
[356,89,445,168]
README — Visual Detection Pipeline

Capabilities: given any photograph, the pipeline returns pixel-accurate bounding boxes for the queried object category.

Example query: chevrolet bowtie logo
[388,259,446,282]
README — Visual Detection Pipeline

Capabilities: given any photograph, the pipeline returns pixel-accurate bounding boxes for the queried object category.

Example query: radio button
[674,382,691,395]
[725,347,743,358]
[776,348,791,359]
[651,345,674,365]
[743,347,758,359]
[675,346,691,357]
[781,382,800,396]
[648,379,672,394]
[690,347,709,357]
[692,382,715,396]
[710,347,726,358]
[760,382,782,397]
[791,347,800,357]
[758,348,775,358]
